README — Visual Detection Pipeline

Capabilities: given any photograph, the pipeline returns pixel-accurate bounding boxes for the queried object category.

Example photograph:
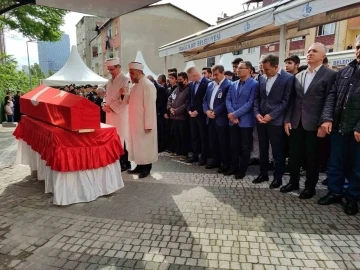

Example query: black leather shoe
[186,157,199,164]
[198,160,207,166]
[252,174,269,184]
[280,183,299,193]
[235,172,245,180]
[269,179,282,189]
[139,171,150,178]
[318,192,342,205]
[217,166,229,174]
[121,163,131,172]
[299,189,316,199]
[224,168,237,176]
[345,199,358,215]
[322,178,328,186]
[128,167,140,174]
[205,163,220,169]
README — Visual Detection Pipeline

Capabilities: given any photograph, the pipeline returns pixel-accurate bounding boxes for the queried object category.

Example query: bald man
[282,43,337,199]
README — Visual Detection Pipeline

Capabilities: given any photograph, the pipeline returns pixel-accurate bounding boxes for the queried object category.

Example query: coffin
[20,85,100,131]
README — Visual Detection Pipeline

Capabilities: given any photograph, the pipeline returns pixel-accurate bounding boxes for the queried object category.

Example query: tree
[48,69,55,76]
[0,0,67,42]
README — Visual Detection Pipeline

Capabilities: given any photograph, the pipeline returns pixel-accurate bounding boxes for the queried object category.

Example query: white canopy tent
[43,46,108,87]
[126,51,158,79]
[218,53,234,71]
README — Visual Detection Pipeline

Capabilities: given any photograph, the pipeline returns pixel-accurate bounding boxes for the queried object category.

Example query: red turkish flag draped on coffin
[20,85,100,131]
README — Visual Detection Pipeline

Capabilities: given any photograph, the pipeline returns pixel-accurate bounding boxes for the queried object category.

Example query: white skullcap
[105,58,120,66]
[128,62,144,71]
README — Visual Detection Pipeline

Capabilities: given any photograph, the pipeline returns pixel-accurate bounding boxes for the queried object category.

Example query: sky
[4,0,248,69]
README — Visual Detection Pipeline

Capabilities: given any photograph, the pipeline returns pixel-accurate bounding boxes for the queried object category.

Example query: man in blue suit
[225,61,258,179]
[186,66,211,165]
[203,64,232,173]
[254,54,294,189]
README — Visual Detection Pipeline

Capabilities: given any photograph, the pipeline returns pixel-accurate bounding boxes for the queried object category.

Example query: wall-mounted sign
[332,58,352,66]
[178,32,221,52]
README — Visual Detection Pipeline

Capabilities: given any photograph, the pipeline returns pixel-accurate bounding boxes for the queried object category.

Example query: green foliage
[0,0,67,42]
[0,53,44,102]
[48,69,55,76]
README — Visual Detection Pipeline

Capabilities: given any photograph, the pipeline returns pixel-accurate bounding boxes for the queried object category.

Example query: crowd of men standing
[153,39,360,216]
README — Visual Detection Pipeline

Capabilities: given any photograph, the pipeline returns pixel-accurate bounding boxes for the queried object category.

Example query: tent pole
[279,25,286,64]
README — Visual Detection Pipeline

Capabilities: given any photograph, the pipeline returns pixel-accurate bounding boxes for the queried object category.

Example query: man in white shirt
[202,65,232,173]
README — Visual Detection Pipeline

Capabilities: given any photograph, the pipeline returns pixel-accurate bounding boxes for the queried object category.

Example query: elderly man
[103,58,131,171]
[318,36,360,215]
[282,43,337,199]
[127,62,158,178]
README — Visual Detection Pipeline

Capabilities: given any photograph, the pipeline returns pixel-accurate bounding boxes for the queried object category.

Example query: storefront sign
[178,32,221,52]
[332,58,352,66]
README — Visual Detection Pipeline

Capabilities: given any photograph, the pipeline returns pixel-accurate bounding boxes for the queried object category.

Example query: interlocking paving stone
[0,132,359,269]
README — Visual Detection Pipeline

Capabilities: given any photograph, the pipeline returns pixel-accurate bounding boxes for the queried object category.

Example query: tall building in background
[38,33,70,75]
[76,16,108,67]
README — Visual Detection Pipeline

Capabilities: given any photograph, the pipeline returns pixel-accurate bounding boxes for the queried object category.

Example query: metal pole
[279,25,286,65]
[164,56,167,74]
[26,41,32,89]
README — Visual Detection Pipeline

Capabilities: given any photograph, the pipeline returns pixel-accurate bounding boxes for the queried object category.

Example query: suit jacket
[284,65,337,131]
[186,76,210,115]
[203,78,232,126]
[154,81,166,116]
[226,77,258,128]
[254,69,294,126]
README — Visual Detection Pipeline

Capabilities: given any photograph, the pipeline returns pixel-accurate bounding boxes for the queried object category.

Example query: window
[107,25,112,38]
[207,57,215,67]
[92,46,98,58]
[291,36,305,41]
[233,50,243,55]
[115,21,118,36]
[248,47,255,53]
[317,23,335,36]
[108,50,114,59]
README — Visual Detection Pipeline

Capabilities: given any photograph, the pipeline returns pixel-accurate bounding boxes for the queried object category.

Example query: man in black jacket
[186,66,210,165]
[318,37,360,215]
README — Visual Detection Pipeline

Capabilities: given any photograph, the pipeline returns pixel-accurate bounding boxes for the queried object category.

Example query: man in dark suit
[253,54,294,189]
[225,61,258,179]
[186,66,210,165]
[282,43,337,199]
[203,64,232,173]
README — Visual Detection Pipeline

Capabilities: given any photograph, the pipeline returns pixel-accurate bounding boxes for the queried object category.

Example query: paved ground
[0,129,360,270]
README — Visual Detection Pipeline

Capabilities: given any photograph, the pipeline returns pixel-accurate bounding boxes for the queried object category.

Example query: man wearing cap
[127,62,158,178]
[104,57,131,172]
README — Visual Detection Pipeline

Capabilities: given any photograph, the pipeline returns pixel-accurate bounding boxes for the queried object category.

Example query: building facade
[38,33,70,76]
[76,16,108,67]
[88,4,209,77]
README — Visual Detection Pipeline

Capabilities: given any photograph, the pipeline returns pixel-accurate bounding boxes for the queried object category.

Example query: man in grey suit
[281,43,337,199]
[253,54,294,189]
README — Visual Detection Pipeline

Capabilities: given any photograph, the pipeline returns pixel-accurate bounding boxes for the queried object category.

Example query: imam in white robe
[127,76,158,165]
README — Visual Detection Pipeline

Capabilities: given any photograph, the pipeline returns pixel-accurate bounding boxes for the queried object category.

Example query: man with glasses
[104,57,131,172]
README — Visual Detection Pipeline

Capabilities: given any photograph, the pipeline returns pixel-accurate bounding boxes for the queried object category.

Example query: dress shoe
[121,163,131,172]
[248,158,259,166]
[206,163,220,169]
[344,199,358,215]
[224,168,237,176]
[128,167,141,174]
[280,183,299,193]
[235,171,245,180]
[217,166,229,174]
[198,160,207,166]
[139,171,150,178]
[269,179,282,189]
[252,174,269,184]
[318,192,342,205]
[186,157,199,164]
[299,189,316,199]
[322,178,328,186]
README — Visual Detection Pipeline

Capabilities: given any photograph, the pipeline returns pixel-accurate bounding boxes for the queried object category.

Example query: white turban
[105,58,120,66]
[129,62,144,71]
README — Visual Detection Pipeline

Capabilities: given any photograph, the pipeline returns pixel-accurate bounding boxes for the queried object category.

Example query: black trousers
[157,114,165,151]
[164,118,176,152]
[173,120,189,156]
[208,119,230,167]
[137,164,152,172]
[229,125,253,173]
[190,115,208,161]
[257,123,285,180]
[120,142,130,166]
[289,122,321,190]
